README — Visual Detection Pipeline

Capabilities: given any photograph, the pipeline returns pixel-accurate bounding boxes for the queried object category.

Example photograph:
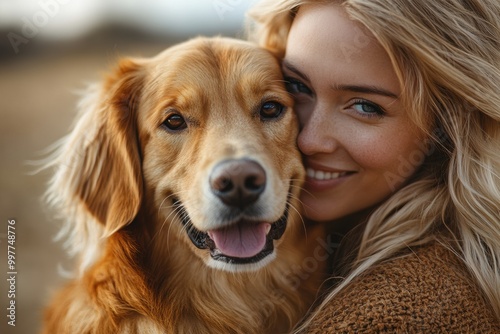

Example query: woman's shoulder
[305,242,500,333]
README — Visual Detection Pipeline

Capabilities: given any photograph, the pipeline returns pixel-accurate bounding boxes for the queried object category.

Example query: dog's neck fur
[74,212,325,334]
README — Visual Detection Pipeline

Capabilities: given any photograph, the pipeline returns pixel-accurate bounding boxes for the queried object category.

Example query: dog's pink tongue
[208,222,269,258]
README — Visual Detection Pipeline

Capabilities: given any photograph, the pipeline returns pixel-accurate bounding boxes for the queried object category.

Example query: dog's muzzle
[173,199,289,265]
[172,158,290,266]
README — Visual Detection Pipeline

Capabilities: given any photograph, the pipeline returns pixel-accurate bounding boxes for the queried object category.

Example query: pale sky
[0,0,259,39]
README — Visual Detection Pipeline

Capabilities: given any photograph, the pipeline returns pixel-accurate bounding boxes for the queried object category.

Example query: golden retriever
[42,37,326,334]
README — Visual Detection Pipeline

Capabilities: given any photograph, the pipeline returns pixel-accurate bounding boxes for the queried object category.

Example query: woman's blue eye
[284,77,312,95]
[351,100,385,118]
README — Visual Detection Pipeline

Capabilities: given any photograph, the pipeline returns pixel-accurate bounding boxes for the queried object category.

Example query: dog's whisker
[157,191,191,216]
[289,182,318,200]
[287,201,308,239]
[152,206,191,260]
[152,192,191,247]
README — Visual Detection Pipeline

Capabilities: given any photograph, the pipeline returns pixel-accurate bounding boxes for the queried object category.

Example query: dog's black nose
[209,159,266,208]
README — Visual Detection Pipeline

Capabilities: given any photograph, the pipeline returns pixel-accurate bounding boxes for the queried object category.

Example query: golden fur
[42,37,326,333]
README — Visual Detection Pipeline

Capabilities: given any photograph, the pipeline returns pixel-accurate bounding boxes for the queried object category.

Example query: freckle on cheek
[362,146,394,168]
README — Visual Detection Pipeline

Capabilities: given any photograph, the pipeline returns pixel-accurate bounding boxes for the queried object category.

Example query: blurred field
[0,28,234,334]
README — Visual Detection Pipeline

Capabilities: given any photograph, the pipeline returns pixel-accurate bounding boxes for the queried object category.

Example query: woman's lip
[303,165,356,191]
[306,167,352,181]
[304,161,357,175]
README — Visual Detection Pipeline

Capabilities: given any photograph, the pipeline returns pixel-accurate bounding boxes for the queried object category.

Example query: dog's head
[50,37,303,272]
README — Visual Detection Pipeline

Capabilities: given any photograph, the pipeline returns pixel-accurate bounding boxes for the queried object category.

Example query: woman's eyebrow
[332,84,399,99]
[282,60,311,83]
[283,59,398,99]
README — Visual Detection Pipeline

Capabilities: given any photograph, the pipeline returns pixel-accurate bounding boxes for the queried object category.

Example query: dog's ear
[52,58,145,237]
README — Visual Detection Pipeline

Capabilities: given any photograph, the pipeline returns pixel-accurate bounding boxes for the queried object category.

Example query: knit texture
[304,243,500,333]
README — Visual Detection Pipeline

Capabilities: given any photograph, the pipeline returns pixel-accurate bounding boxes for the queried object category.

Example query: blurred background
[0,1,258,332]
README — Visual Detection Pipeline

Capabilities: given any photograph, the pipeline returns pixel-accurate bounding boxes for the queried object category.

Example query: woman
[247,0,500,332]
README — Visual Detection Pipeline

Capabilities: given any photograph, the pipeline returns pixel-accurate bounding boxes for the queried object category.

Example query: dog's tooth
[265,224,271,235]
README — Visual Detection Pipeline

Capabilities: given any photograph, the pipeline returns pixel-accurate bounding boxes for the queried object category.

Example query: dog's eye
[163,114,187,131]
[260,101,284,120]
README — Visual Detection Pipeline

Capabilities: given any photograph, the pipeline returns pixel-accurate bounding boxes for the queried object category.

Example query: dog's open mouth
[172,198,288,265]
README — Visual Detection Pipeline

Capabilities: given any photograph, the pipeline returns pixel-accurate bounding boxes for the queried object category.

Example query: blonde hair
[247,0,500,325]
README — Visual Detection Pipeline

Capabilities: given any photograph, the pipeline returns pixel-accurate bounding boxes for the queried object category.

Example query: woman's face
[283,4,426,222]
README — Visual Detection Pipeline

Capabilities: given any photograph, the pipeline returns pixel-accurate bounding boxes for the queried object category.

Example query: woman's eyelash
[350,99,386,118]
[282,76,386,119]
[284,77,312,95]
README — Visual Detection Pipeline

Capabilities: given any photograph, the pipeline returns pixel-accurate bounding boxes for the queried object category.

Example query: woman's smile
[304,161,357,192]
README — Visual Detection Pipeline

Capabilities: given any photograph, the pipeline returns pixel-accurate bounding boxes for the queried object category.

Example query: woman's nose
[297,105,338,156]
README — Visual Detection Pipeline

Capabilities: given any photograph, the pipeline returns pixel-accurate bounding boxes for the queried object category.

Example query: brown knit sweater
[304,243,500,333]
